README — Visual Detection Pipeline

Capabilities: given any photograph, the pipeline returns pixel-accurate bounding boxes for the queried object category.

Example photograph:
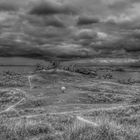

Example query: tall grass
[0,115,140,140]
[63,116,140,140]
[0,116,55,140]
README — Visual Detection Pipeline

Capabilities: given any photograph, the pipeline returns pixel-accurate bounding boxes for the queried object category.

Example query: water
[0,57,47,65]
[0,66,33,73]
[0,57,48,73]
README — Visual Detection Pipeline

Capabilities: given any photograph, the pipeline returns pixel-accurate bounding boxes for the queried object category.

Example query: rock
[61,86,66,93]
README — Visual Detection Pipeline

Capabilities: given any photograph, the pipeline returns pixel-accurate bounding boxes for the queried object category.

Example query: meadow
[0,58,140,140]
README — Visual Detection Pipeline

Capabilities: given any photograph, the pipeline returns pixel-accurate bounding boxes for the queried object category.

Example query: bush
[34,63,46,72]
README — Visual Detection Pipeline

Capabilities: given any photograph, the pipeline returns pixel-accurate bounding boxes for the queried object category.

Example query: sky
[0,0,140,60]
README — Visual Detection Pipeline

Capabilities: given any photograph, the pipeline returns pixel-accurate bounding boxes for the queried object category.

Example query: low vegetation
[1,62,140,139]
[64,117,140,140]
[0,89,25,111]
[0,71,27,87]
[1,113,140,140]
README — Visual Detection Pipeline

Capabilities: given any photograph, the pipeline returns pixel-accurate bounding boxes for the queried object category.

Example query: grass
[0,116,56,140]
[1,66,140,139]
[0,114,75,140]
[0,71,28,87]
[1,113,140,140]
[63,116,140,140]
[0,89,25,112]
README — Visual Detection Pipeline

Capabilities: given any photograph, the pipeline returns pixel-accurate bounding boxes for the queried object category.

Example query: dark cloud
[26,15,65,28]
[0,0,140,59]
[0,37,96,60]
[90,40,123,51]
[107,0,140,12]
[73,28,112,46]
[45,17,65,28]
[29,0,77,15]
[77,16,100,26]
[0,0,30,11]
[122,31,140,52]
[108,1,132,12]
[24,25,70,41]
[127,30,140,39]
[102,15,140,30]
[89,34,140,54]
[123,40,140,52]
[0,38,43,57]
[74,29,97,40]
[72,29,98,47]
[0,2,19,11]
[103,17,132,29]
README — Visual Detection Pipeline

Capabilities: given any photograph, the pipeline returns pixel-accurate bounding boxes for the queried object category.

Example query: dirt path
[76,116,98,126]
[0,98,25,114]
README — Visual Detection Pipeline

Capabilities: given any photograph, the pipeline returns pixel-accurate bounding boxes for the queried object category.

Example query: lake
[0,57,48,73]
[0,66,34,73]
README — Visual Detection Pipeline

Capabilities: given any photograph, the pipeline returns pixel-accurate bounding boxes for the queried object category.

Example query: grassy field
[0,59,140,140]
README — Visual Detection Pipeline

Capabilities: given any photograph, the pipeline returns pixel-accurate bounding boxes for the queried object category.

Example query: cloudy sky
[0,0,140,60]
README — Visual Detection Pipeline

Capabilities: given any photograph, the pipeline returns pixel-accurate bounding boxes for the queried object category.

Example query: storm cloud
[0,0,139,59]
[29,0,78,15]
[26,15,65,28]
[0,0,29,11]
[77,16,100,26]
